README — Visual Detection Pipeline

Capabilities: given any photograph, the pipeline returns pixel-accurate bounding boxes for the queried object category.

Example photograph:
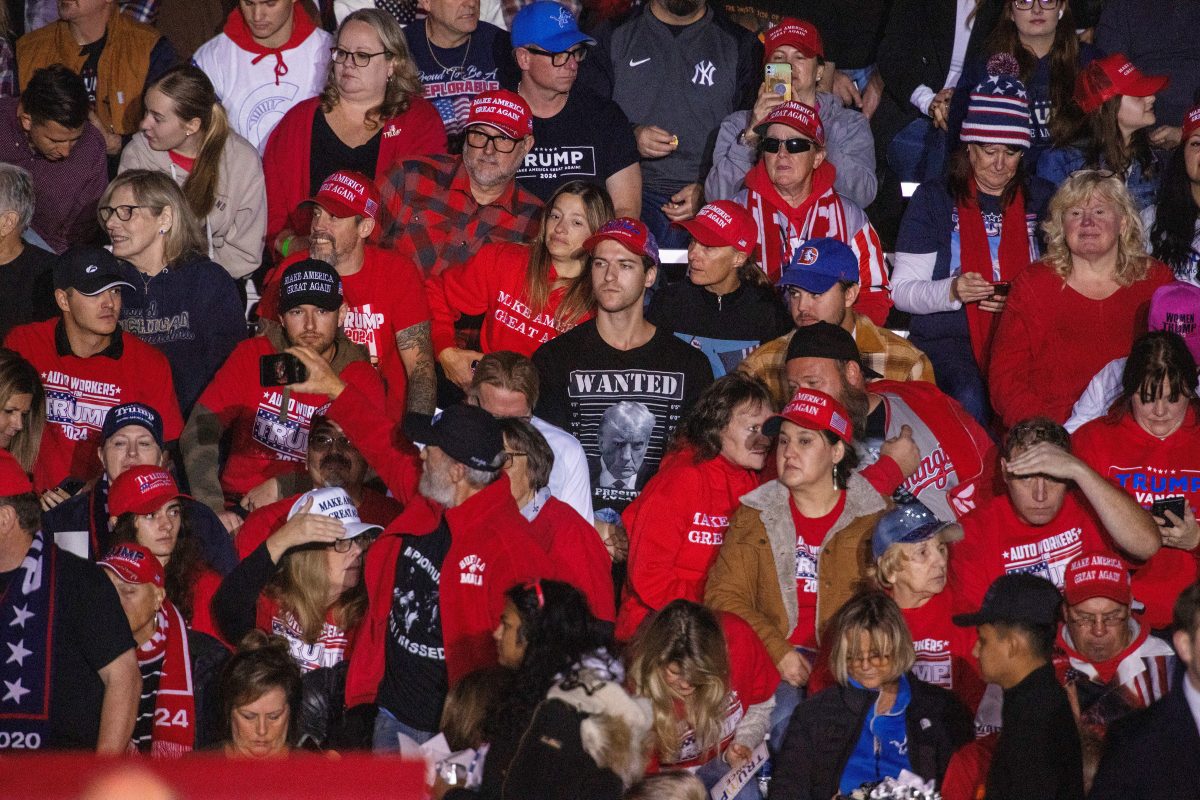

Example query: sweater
[262,95,447,246]
[988,260,1173,429]
[118,130,268,279]
[616,448,761,642]
[526,494,615,623]
[191,7,333,152]
[705,473,890,663]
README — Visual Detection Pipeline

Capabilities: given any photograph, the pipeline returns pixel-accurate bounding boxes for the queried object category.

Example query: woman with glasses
[892,61,1055,427]
[262,8,445,257]
[771,592,973,798]
[118,64,267,282]
[100,169,245,418]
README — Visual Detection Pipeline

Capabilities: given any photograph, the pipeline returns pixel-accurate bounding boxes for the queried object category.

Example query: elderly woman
[1145,104,1200,282]
[102,169,245,417]
[892,59,1056,426]
[705,388,889,747]
[616,373,773,641]
[220,631,304,758]
[1038,54,1170,212]
[772,592,973,798]
[989,170,1173,429]
[1072,330,1200,628]
[706,18,877,209]
[263,8,446,255]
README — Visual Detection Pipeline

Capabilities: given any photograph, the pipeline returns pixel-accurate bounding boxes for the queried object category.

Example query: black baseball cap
[403,405,506,472]
[952,573,1063,628]
[101,403,164,447]
[785,321,882,379]
[278,259,344,313]
[53,247,133,295]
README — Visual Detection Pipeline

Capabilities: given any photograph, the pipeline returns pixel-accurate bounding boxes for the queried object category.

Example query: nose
[10,414,22,433]
[255,716,269,737]
[156,513,172,533]
[1032,477,1047,503]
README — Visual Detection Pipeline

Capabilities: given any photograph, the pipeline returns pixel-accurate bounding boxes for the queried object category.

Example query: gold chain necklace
[425,19,472,76]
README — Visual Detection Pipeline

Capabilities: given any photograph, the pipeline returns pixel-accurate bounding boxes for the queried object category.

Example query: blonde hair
[1040,170,1151,285]
[100,170,205,266]
[625,601,729,764]
[320,9,423,130]
[869,537,949,592]
[827,592,916,687]
[0,350,43,473]
[625,772,707,800]
[268,547,366,643]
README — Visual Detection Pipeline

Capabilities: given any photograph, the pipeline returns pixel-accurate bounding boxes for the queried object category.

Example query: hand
[861,70,884,120]
[634,124,678,159]
[438,347,484,391]
[831,70,864,109]
[273,229,310,257]
[750,82,787,130]
[929,87,954,130]
[724,742,753,770]
[1002,441,1086,483]
[776,649,812,687]
[1149,125,1183,150]
[217,510,244,535]
[241,477,280,514]
[39,486,74,512]
[951,272,999,305]
[661,182,703,223]
[88,110,123,156]
[285,345,346,399]
[1156,503,1200,551]
[264,497,345,562]
[596,519,629,563]
[978,294,1008,314]
[429,774,453,800]
[880,424,920,479]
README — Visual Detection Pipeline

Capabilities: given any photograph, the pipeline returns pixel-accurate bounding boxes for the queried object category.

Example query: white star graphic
[6,639,31,666]
[2,677,29,704]
[9,604,33,628]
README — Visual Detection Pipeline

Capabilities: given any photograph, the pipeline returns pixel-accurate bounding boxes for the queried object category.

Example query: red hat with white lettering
[302,170,380,221]
[466,90,534,139]
[1183,104,1200,144]
[108,465,190,517]
[763,388,853,444]
[753,101,825,146]
[99,543,165,588]
[1074,53,1168,114]
[1063,552,1132,606]
[675,200,758,254]
[763,17,823,61]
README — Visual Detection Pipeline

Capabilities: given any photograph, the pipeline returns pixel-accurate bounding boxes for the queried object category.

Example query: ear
[108,514,119,529]
[514,47,532,71]
[1174,629,1195,666]
[153,585,166,610]
[54,288,71,315]
[813,147,827,169]
[417,0,432,13]
[158,204,174,233]
[183,115,203,138]
[0,209,18,239]
[17,107,31,134]
[831,439,846,463]
[519,135,535,159]
[337,304,348,327]
[357,216,376,240]
[643,263,658,290]
[731,250,749,271]
[843,359,864,389]
[842,282,860,309]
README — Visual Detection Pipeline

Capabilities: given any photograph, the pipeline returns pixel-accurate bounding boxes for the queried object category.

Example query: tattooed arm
[396,320,437,415]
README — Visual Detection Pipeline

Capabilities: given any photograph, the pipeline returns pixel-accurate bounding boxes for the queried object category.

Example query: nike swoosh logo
[629,58,651,67]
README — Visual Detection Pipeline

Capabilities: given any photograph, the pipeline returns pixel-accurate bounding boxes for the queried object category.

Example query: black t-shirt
[378,520,452,733]
[532,320,714,521]
[0,242,56,341]
[79,35,105,102]
[516,89,639,202]
[0,546,135,750]
[309,112,384,196]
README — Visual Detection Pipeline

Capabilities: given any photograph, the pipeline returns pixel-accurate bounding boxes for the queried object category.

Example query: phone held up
[260,353,308,387]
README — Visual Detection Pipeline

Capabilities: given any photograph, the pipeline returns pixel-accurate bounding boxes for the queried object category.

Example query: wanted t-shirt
[379,521,452,733]
[532,321,713,520]
[517,89,639,202]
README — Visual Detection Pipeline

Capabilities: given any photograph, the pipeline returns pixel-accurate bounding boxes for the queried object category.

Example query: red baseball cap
[1183,105,1200,143]
[466,90,533,139]
[99,543,165,588]
[753,101,825,145]
[108,465,190,517]
[763,388,853,444]
[1074,53,1169,114]
[1063,552,1132,606]
[0,450,32,495]
[675,200,758,254]
[763,18,823,61]
[583,217,660,265]
[303,170,380,221]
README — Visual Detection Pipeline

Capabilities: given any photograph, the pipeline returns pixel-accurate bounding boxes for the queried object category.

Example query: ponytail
[148,65,228,220]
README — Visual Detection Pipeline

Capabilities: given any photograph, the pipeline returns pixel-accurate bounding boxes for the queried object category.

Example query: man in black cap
[180,259,384,532]
[4,247,184,494]
[953,573,1085,800]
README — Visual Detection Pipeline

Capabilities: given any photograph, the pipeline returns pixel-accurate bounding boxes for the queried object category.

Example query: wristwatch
[737,128,759,148]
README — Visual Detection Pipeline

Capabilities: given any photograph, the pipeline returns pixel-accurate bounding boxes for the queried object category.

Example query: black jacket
[772,675,974,800]
[1089,680,1200,800]
[188,629,230,750]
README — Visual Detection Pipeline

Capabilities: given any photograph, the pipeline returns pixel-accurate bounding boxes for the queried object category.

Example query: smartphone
[991,281,1012,300]
[1152,496,1186,527]
[259,353,307,387]
[765,63,792,102]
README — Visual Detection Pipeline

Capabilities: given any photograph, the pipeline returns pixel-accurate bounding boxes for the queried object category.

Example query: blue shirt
[839,675,914,795]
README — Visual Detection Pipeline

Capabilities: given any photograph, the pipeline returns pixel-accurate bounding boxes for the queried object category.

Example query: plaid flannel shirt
[118,0,159,24]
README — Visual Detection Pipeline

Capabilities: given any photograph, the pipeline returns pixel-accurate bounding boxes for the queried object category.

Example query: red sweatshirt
[527,495,615,622]
[262,96,447,247]
[235,488,403,560]
[989,261,1172,429]
[616,448,761,642]
[4,320,184,491]
[901,592,986,712]
[425,241,592,358]
[1072,410,1200,628]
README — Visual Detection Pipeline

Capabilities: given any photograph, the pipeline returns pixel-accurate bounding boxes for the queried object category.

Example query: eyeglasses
[846,651,892,667]
[331,532,377,552]
[330,47,391,67]
[1012,0,1060,8]
[523,46,589,67]
[1067,609,1129,629]
[310,433,353,451]
[99,205,158,222]
[464,129,522,153]
[758,137,814,155]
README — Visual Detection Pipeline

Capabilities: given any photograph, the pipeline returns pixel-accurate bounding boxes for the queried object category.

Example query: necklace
[425,19,472,76]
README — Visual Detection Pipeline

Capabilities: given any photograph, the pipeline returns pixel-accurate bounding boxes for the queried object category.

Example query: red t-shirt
[4,320,184,491]
[195,336,384,498]
[258,247,431,419]
[788,493,845,649]
[901,592,985,711]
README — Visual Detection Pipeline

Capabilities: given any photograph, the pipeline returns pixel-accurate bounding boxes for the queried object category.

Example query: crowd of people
[2,0,1200,798]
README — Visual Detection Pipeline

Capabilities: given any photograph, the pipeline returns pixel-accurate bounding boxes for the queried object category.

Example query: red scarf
[743,160,846,282]
[137,601,197,758]
[955,183,1031,370]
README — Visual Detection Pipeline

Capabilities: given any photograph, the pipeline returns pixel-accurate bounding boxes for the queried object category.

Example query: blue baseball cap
[101,403,164,447]
[871,503,959,562]
[777,237,859,295]
[511,1,595,52]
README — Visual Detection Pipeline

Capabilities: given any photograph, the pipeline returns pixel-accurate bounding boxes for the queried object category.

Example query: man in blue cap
[741,236,935,408]
[509,1,641,217]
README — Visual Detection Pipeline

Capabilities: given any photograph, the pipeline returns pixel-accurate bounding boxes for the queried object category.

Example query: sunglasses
[758,136,814,155]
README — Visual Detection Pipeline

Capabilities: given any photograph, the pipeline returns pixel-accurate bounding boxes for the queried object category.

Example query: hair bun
[986,52,1021,79]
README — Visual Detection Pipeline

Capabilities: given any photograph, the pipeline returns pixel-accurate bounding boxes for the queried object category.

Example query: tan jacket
[705,473,890,663]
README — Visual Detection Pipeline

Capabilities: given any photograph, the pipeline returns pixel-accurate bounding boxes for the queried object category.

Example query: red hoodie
[221,5,319,81]
[527,495,616,622]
